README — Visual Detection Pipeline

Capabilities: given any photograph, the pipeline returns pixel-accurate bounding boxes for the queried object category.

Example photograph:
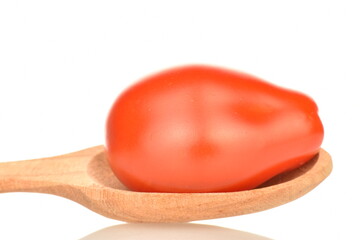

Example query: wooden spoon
[0,146,332,223]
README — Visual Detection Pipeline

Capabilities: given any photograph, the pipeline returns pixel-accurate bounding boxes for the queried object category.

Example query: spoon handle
[0,147,99,194]
[0,157,58,193]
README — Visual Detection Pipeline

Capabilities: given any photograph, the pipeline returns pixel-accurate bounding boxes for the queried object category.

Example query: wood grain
[0,146,332,222]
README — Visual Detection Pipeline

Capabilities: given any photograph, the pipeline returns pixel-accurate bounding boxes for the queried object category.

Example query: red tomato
[106,65,324,193]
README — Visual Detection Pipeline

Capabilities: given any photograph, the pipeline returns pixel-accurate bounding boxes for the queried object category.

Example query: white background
[0,1,359,239]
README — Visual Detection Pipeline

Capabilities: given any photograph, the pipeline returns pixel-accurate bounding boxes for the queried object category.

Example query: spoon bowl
[0,146,332,222]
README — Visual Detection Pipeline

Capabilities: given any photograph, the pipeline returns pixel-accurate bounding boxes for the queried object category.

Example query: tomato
[106,65,324,193]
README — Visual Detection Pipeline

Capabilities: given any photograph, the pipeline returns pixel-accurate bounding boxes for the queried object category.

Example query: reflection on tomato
[106,65,324,193]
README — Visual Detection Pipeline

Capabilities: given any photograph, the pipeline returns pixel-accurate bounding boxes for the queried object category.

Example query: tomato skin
[106,65,324,193]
